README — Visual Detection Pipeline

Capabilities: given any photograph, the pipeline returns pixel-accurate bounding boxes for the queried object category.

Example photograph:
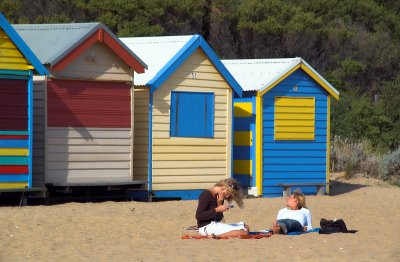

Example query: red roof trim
[103,33,145,73]
[52,28,145,73]
[52,32,98,72]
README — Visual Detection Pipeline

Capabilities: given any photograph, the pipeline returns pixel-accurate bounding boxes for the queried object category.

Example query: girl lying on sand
[271,190,313,234]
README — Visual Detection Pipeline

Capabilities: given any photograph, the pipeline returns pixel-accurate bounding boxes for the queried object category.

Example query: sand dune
[1,174,399,261]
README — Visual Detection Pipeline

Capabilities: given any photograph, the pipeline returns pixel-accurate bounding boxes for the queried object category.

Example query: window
[170,91,214,138]
[274,97,315,140]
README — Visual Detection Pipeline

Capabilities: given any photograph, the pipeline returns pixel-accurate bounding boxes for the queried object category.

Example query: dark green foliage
[331,91,395,152]
[2,0,399,153]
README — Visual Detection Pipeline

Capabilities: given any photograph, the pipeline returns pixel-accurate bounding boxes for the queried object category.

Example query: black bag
[319,218,357,234]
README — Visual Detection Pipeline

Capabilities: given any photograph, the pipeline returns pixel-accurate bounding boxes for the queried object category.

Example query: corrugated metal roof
[120,35,192,86]
[222,58,339,98]
[0,13,48,75]
[12,23,99,65]
[222,58,301,91]
[12,23,147,71]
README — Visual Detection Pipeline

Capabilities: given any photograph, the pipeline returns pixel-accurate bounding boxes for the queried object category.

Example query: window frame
[170,91,215,138]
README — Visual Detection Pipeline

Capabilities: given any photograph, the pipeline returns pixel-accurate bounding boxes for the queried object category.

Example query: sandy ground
[0,174,399,262]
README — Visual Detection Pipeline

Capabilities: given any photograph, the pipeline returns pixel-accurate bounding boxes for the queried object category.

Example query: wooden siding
[0,79,28,130]
[0,29,30,71]
[274,97,315,140]
[47,79,131,128]
[54,42,131,81]
[45,127,132,185]
[151,49,232,191]
[233,98,256,187]
[32,77,46,187]
[262,69,328,197]
[133,88,149,186]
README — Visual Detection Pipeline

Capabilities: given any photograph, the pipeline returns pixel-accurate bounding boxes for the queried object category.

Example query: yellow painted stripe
[0,182,28,189]
[234,131,252,146]
[0,63,31,71]
[300,64,339,100]
[275,113,315,120]
[274,120,314,127]
[0,57,28,63]
[233,160,252,175]
[0,48,25,58]
[260,64,301,96]
[326,96,331,194]
[275,133,314,140]
[0,149,29,156]
[0,41,15,48]
[275,107,315,113]
[234,102,252,117]
[256,93,262,196]
[275,126,314,133]
[275,97,315,107]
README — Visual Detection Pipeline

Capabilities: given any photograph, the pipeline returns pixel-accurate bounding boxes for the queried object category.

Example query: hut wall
[45,79,133,185]
[32,76,46,187]
[0,78,30,188]
[55,43,131,81]
[151,49,232,191]
[0,29,30,71]
[133,87,149,187]
[262,69,328,197]
[232,97,256,188]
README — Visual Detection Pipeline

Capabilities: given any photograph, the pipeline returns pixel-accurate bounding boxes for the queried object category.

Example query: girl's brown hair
[215,178,244,208]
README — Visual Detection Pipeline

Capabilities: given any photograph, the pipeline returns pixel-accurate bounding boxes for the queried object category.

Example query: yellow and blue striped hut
[121,35,243,200]
[223,58,339,197]
[0,13,48,189]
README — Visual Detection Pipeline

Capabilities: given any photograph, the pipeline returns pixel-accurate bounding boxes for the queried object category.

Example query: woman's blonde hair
[214,178,244,208]
[292,190,307,209]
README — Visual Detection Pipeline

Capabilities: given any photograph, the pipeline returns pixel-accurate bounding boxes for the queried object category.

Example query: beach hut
[0,13,48,191]
[12,23,147,189]
[222,58,339,197]
[120,35,242,199]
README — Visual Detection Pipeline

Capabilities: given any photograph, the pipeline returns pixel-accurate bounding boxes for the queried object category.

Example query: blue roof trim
[0,13,48,76]
[146,34,243,97]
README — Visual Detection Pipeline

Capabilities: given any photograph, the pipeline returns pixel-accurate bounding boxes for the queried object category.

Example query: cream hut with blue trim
[121,35,242,200]
[223,58,339,197]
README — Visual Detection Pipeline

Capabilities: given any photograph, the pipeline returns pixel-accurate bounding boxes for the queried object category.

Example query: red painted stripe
[47,79,131,128]
[0,165,29,174]
[0,135,28,139]
[0,79,28,130]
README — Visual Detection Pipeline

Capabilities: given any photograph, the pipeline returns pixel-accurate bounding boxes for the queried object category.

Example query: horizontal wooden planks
[151,49,231,190]
[46,127,132,185]
[47,79,132,128]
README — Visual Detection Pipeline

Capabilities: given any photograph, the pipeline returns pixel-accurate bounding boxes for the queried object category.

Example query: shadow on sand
[329,179,368,196]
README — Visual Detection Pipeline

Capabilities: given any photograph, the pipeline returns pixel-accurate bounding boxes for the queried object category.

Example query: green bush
[380,147,400,186]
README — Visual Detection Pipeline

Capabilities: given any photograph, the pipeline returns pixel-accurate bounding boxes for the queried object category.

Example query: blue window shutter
[170,92,177,136]
[205,93,214,137]
[170,91,214,138]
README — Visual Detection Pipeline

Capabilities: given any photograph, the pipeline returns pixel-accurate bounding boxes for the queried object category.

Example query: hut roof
[121,34,242,96]
[12,22,147,73]
[222,58,339,100]
[0,13,48,75]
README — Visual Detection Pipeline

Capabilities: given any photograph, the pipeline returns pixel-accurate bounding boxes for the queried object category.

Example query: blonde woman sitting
[271,190,313,234]
[196,178,250,238]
